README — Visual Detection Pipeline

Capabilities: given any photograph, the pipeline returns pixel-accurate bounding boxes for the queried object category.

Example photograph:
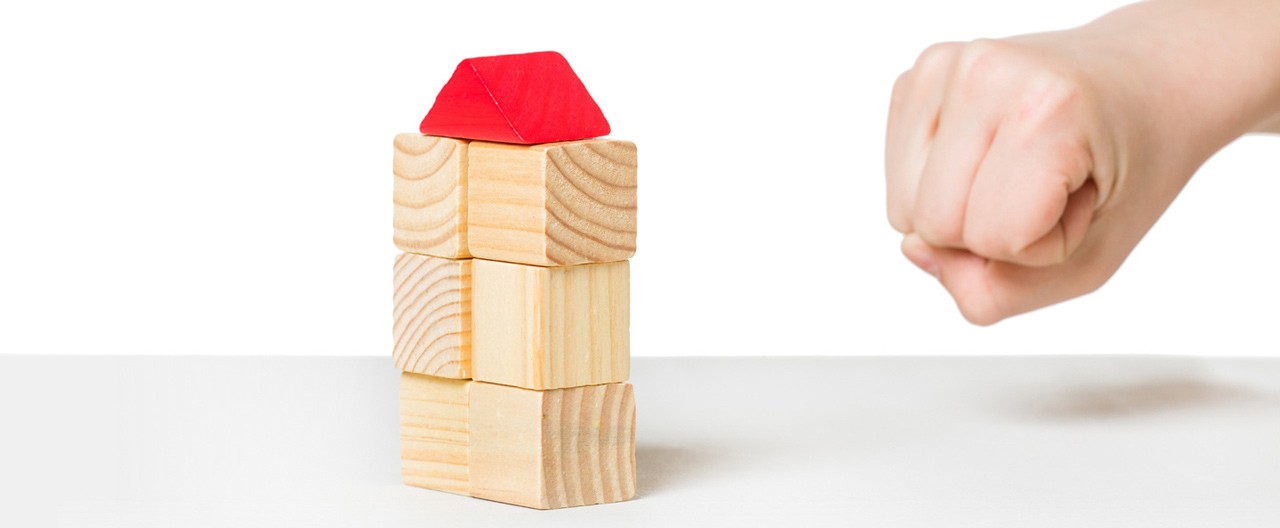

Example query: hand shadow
[1018,378,1268,421]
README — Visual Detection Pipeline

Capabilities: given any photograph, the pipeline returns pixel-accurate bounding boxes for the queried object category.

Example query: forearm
[1086,0,1280,142]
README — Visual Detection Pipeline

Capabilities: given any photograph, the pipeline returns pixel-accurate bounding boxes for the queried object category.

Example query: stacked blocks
[393,51,637,509]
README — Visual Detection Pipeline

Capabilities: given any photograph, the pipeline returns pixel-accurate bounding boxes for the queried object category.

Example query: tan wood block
[472,258,629,390]
[393,253,471,378]
[468,140,637,266]
[393,134,470,258]
[469,381,636,509]
[400,373,471,495]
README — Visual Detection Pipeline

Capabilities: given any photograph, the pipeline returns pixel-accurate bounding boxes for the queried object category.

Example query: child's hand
[886,0,1280,325]
[886,35,1142,326]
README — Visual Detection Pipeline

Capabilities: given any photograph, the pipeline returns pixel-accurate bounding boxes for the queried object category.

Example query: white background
[0,0,1275,358]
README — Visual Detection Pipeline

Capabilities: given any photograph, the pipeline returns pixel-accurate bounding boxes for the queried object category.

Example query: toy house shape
[419,51,611,144]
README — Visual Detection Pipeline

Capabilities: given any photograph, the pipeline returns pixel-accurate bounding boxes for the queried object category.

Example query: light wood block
[393,253,471,378]
[470,381,636,509]
[400,373,471,495]
[468,140,637,266]
[393,134,470,258]
[472,259,629,390]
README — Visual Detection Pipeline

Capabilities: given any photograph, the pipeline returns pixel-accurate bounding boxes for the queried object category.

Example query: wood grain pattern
[393,134,470,258]
[468,140,637,266]
[472,258,628,390]
[393,253,471,378]
[400,373,471,495]
[470,381,636,509]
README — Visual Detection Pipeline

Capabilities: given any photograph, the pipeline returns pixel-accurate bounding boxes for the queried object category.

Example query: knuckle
[889,70,913,112]
[891,70,913,98]
[1013,72,1088,127]
[952,38,1010,90]
[902,42,962,91]
[914,41,962,72]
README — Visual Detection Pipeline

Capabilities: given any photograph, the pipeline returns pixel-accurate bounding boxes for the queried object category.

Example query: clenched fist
[886,0,1280,325]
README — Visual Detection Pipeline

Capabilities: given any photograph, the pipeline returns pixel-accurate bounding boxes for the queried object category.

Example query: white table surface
[1,355,1277,527]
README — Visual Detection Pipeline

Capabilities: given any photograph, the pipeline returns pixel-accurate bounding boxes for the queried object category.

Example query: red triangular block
[419,51,611,144]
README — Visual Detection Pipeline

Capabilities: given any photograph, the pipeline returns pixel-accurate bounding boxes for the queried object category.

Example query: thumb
[902,234,1004,325]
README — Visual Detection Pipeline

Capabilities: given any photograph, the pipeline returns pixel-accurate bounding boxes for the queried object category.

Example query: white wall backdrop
[1,0,1276,357]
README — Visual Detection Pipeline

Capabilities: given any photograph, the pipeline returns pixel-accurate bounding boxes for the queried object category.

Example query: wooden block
[472,259,628,390]
[468,140,637,266]
[419,51,611,145]
[392,253,471,378]
[400,373,471,495]
[470,381,636,509]
[393,134,470,258]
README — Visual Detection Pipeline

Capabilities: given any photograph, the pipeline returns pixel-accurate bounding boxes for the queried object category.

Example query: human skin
[885,0,1280,325]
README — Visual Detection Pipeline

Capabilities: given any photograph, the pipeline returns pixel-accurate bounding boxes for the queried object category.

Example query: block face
[392,254,472,378]
[469,140,637,266]
[467,381,546,507]
[419,51,611,144]
[470,382,636,510]
[472,259,629,390]
[393,134,470,258]
[400,373,471,495]
[541,382,637,509]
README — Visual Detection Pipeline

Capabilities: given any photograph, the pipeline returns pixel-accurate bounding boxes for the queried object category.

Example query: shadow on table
[636,444,734,498]
[1018,378,1272,421]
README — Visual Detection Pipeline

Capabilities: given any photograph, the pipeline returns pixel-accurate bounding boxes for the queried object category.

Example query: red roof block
[419,51,611,144]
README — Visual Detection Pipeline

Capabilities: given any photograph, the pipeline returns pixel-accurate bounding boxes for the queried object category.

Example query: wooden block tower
[392,51,637,509]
